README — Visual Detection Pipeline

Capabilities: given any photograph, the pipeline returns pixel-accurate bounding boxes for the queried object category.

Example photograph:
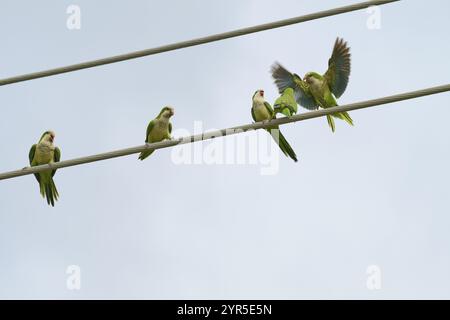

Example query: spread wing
[271,62,317,110]
[323,37,351,98]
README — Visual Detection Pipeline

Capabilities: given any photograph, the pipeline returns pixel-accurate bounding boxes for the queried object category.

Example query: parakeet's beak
[260,90,264,97]
[50,135,54,143]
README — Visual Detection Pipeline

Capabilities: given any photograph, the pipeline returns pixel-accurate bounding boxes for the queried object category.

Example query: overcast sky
[0,0,449,299]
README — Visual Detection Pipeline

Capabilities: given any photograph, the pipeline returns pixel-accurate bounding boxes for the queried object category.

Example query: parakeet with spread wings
[271,37,353,132]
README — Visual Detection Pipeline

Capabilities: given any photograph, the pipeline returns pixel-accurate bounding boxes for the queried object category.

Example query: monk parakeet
[252,90,298,162]
[138,106,174,160]
[271,37,353,132]
[273,87,298,117]
[28,131,61,207]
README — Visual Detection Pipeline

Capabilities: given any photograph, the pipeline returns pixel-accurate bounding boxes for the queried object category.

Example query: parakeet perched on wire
[271,37,353,132]
[273,87,298,117]
[252,90,298,162]
[28,131,61,207]
[138,106,174,161]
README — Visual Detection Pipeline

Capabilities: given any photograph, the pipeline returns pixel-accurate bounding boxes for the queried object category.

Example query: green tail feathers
[138,149,154,161]
[268,129,298,162]
[327,111,353,132]
[40,178,59,207]
[327,115,336,132]
[339,111,353,126]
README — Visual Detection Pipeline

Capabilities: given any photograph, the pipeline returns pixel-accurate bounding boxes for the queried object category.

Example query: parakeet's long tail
[326,115,336,133]
[341,111,353,126]
[268,128,298,162]
[39,178,59,207]
[138,149,154,161]
[332,111,353,126]
[327,111,354,132]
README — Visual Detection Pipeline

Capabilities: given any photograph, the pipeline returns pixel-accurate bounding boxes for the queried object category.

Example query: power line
[0,83,448,182]
[0,0,399,86]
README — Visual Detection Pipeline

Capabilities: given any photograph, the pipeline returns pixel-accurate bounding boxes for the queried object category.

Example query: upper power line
[0,0,400,86]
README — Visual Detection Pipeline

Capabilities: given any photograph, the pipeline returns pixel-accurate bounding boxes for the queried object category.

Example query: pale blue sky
[0,0,449,299]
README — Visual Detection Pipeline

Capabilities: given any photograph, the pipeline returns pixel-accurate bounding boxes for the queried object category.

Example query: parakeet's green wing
[270,62,296,93]
[29,144,36,165]
[271,62,317,110]
[169,122,172,134]
[28,144,40,183]
[52,147,61,177]
[251,103,273,122]
[251,107,256,122]
[144,120,155,143]
[323,38,351,99]
[264,102,274,118]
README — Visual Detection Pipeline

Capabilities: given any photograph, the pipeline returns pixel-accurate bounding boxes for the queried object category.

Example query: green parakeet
[138,106,174,160]
[28,131,61,207]
[273,87,298,117]
[271,37,353,132]
[252,90,298,162]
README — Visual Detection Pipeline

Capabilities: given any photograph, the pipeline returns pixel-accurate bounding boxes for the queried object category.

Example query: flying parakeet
[271,37,353,132]
[28,131,61,207]
[252,90,298,162]
[138,106,174,160]
[273,87,298,117]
